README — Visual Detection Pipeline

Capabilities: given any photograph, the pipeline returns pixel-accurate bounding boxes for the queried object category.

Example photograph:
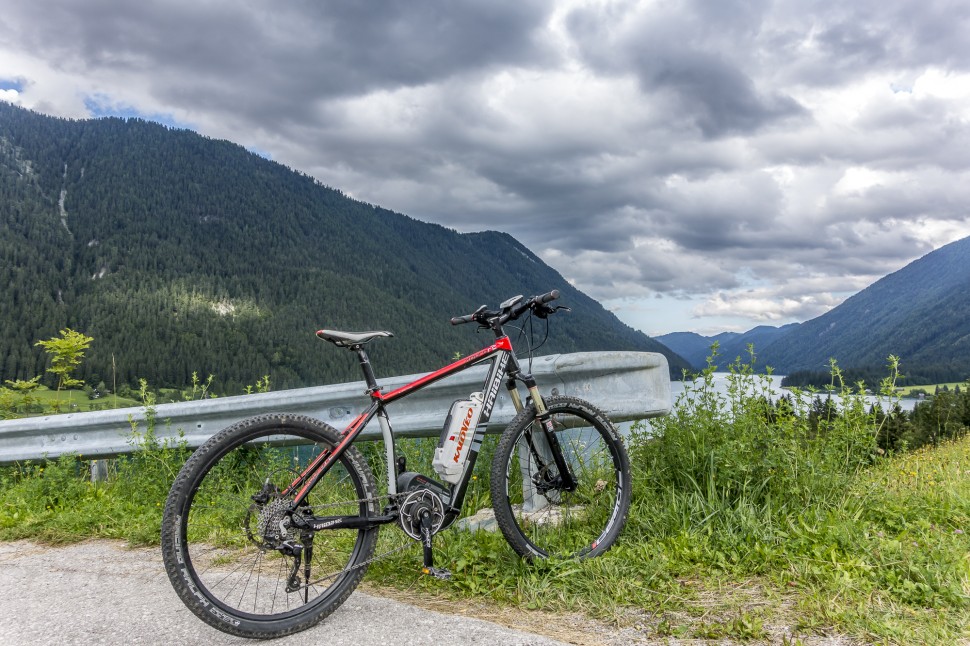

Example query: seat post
[354,346,380,393]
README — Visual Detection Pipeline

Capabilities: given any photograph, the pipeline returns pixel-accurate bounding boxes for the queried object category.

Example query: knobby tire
[160,414,379,639]
[490,396,631,560]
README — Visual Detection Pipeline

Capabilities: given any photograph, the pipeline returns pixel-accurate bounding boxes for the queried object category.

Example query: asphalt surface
[0,540,571,646]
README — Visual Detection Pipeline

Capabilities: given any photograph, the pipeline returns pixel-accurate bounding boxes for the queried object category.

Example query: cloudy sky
[2,0,969,336]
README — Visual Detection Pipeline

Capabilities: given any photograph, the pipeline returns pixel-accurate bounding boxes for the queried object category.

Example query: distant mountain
[657,236,970,384]
[759,235,970,382]
[657,324,800,371]
[652,333,711,370]
[0,102,689,392]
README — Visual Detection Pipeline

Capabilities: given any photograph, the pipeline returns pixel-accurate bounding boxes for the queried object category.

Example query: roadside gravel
[0,539,864,646]
[0,540,569,646]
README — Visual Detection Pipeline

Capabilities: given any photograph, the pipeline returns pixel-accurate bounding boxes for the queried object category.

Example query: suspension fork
[506,362,577,493]
[506,375,525,413]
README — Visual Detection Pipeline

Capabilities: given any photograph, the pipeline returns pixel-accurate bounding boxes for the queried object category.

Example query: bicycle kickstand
[419,509,451,580]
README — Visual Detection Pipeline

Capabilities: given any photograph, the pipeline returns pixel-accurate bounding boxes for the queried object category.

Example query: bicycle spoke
[162,417,380,636]
[491,397,631,559]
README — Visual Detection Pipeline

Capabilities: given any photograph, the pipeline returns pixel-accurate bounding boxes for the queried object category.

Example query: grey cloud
[630,52,806,138]
[758,106,970,173]
[4,0,556,121]
[4,0,969,333]
[292,1,558,86]
[815,22,890,68]
[566,0,806,137]
[772,0,970,86]
[549,242,742,300]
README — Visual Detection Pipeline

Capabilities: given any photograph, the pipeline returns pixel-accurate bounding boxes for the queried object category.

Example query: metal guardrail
[0,351,671,465]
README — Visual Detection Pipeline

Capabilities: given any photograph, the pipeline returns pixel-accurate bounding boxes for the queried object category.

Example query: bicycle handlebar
[450,290,561,327]
[538,289,559,304]
[449,305,487,326]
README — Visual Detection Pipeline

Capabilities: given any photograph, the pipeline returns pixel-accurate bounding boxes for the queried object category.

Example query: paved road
[0,540,570,646]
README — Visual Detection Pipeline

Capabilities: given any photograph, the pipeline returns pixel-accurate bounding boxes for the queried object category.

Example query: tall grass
[1,353,968,642]
[628,350,885,540]
[0,428,188,545]
[610,350,969,642]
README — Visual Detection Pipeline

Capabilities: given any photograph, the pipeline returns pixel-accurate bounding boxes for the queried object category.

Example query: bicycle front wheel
[161,414,379,639]
[490,396,631,559]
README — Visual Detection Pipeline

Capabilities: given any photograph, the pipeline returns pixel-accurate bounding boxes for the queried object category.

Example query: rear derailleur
[247,484,314,593]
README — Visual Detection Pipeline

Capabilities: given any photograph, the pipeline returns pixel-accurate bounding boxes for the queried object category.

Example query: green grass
[895,382,966,397]
[1,359,968,643]
[6,385,141,415]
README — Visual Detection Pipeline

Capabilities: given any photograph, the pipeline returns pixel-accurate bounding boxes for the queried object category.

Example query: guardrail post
[90,459,109,482]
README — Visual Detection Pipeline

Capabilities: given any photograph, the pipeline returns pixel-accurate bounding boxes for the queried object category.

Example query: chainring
[398,488,445,540]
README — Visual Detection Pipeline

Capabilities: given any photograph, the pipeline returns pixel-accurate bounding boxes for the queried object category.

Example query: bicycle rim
[495,398,628,559]
[175,425,377,628]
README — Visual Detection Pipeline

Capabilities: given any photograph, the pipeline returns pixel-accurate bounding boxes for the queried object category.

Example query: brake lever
[534,304,570,319]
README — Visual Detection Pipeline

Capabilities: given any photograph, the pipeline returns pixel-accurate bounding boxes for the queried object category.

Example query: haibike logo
[468,343,498,361]
[452,407,474,463]
[482,354,507,417]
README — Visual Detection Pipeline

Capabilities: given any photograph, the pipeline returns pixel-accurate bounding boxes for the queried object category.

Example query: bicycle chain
[287,491,424,591]
[296,492,395,515]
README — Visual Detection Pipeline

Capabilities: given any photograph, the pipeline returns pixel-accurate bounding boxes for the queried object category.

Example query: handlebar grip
[538,289,560,304]
[450,305,489,325]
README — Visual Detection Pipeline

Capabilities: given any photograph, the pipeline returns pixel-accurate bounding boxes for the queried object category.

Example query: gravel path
[0,540,570,646]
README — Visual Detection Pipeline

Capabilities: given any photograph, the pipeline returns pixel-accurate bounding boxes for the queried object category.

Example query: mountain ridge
[758,235,970,381]
[657,323,800,371]
[0,101,689,392]
[654,237,970,383]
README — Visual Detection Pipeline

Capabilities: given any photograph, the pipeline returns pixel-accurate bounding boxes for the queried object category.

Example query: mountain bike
[161,290,631,639]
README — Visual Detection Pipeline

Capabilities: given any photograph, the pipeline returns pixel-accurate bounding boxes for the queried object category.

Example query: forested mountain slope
[0,102,687,391]
[759,235,970,382]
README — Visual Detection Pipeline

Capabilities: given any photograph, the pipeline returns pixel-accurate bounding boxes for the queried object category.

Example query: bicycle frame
[281,334,543,529]
[160,290,630,635]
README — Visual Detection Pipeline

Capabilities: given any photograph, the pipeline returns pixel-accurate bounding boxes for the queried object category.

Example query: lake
[670,372,921,412]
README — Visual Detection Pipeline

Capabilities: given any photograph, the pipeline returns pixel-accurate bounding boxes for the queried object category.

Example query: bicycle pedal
[421,566,452,581]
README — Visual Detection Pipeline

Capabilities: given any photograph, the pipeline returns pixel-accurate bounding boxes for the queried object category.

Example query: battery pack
[431,392,484,484]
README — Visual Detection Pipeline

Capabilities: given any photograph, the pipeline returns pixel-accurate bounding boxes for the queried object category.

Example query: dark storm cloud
[636,53,806,138]
[565,0,807,138]
[1,0,556,121]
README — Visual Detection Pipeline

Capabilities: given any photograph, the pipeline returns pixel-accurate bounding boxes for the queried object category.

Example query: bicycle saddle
[315,329,394,347]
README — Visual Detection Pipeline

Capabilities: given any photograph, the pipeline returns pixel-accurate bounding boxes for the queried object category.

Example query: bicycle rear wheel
[161,414,379,638]
[490,396,630,559]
